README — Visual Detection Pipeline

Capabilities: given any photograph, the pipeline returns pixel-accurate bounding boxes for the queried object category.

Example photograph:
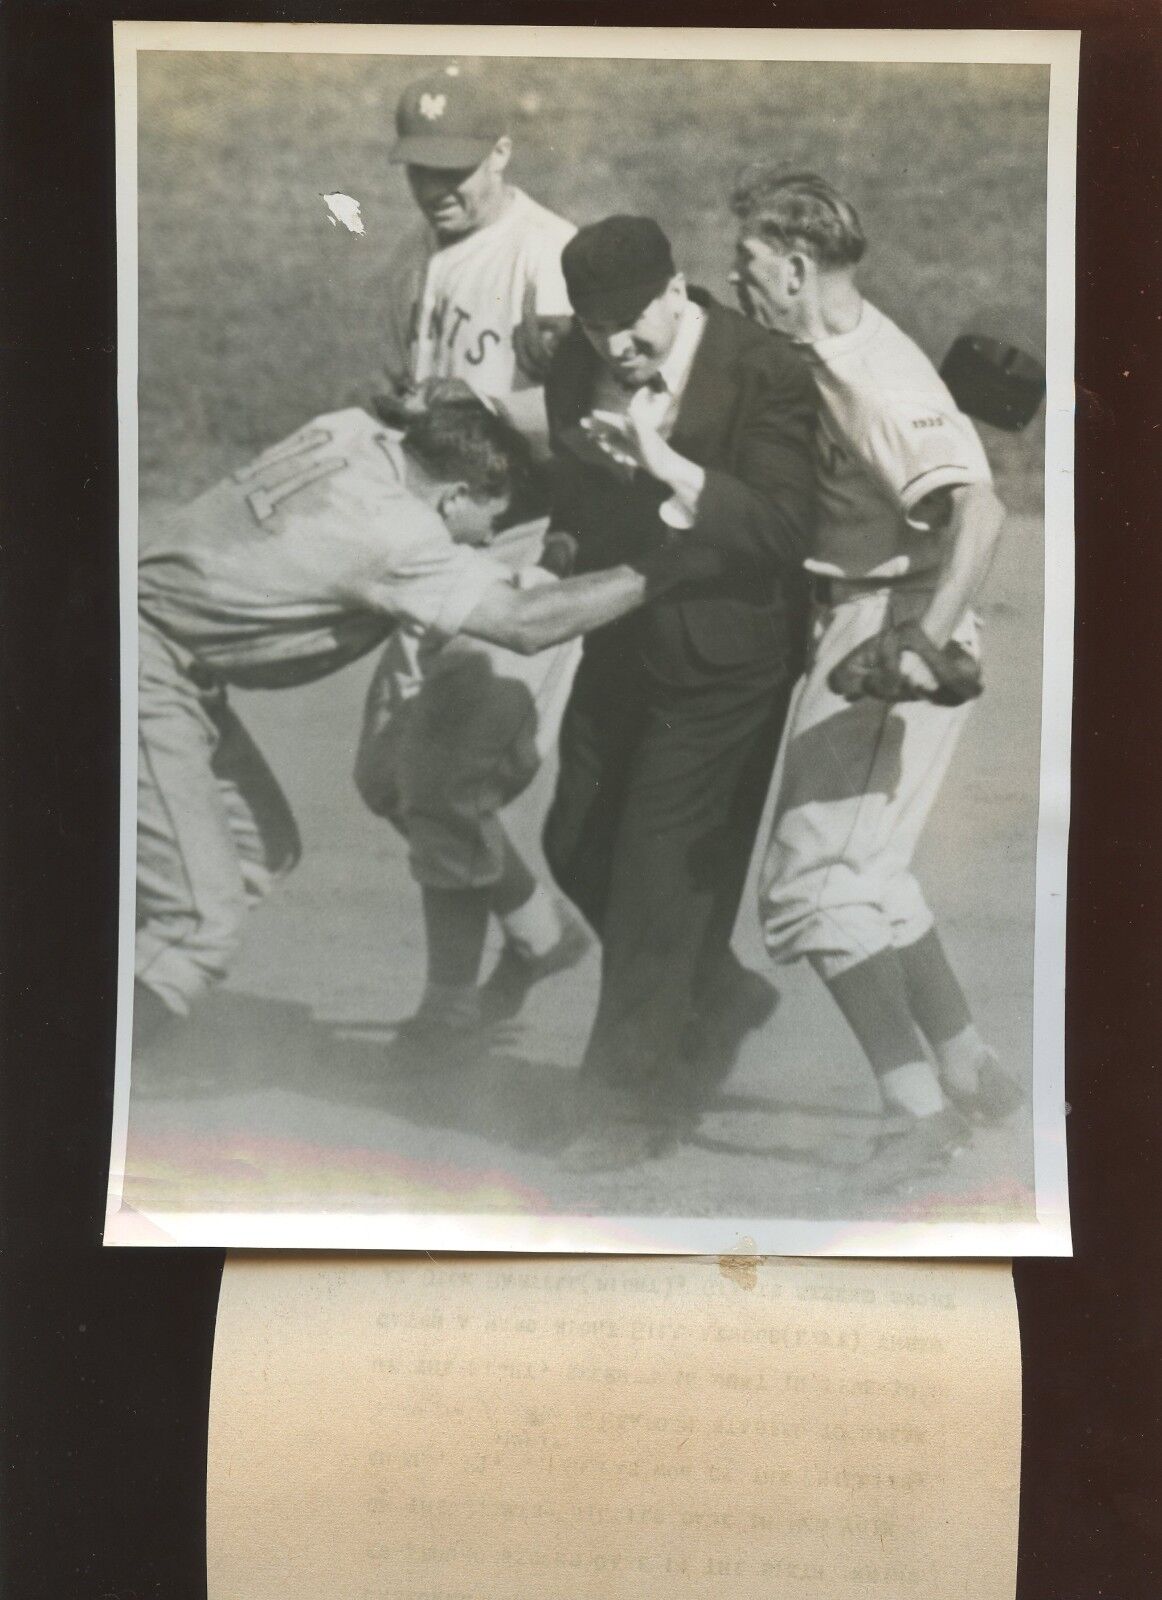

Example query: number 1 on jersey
[233,425,348,526]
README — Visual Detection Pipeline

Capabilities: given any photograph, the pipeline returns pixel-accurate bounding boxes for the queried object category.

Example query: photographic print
[105,24,1076,1252]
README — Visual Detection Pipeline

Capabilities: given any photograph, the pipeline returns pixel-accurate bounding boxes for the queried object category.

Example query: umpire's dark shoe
[684,968,780,1086]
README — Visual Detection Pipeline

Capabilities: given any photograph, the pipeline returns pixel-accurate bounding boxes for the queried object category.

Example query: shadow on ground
[129,990,901,1177]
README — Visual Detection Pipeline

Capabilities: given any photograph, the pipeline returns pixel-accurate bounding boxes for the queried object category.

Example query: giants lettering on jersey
[411,294,504,374]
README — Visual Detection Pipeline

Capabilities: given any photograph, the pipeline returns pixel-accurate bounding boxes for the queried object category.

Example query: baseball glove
[827,620,983,707]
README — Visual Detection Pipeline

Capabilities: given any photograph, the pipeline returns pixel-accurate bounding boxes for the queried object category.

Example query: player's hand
[514,281,573,382]
[896,648,941,697]
[582,409,675,486]
[828,622,982,706]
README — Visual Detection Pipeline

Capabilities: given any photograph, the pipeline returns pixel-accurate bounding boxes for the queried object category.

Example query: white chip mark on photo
[322,192,364,234]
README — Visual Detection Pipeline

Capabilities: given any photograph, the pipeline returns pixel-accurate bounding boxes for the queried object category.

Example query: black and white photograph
[105,24,1076,1253]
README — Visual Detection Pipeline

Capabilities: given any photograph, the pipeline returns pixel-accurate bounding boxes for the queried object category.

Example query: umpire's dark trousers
[543,617,794,1125]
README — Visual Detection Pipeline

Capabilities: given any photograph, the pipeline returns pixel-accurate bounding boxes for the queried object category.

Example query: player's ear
[787,252,810,296]
[490,136,513,174]
[436,482,468,519]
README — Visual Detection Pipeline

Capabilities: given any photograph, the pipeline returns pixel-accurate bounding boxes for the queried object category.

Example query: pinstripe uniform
[759,301,993,979]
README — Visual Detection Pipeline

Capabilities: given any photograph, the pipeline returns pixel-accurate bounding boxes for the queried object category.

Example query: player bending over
[132,400,687,1054]
[728,168,1025,1173]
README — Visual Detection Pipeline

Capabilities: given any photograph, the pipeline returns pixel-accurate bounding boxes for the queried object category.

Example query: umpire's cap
[562,216,677,325]
[390,65,507,169]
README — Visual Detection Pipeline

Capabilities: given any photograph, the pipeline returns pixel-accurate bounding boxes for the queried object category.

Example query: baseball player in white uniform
[133,400,679,1055]
[353,65,588,1060]
[728,168,1024,1172]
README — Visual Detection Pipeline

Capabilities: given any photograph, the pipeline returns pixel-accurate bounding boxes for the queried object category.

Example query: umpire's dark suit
[542,288,818,1124]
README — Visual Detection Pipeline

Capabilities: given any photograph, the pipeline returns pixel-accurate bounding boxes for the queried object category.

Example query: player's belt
[139,608,222,691]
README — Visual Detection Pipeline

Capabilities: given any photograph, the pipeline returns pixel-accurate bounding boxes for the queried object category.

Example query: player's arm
[490,386,552,444]
[367,240,426,418]
[582,352,818,569]
[880,479,1006,700]
[494,275,575,446]
[458,563,652,655]
[513,281,574,386]
[913,481,1006,646]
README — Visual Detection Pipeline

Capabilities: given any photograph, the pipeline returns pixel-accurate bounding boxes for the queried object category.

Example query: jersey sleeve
[381,230,428,390]
[357,520,510,643]
[861,390,993,515]
[528,214,577,317]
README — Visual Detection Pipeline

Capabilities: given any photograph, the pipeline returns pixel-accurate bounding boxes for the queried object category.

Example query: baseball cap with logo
[561,216,677,325]
[390,65,507,169]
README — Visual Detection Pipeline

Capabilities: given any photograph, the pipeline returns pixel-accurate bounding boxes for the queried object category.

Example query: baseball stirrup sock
[421,886,490,989]
[897,928,973,1048]
[818,948,931,1075]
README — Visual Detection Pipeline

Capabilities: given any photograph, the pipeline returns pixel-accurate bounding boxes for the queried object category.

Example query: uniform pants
[544,628,793,1123]
[135,620,301,1015]
[353,517,579,889]
[759,587,979,982]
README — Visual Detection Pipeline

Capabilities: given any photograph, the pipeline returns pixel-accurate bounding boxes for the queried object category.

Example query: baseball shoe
[941,1050,1026,1126]
[479,907,593,1023]
[387,1015,491,1076]
[856,1105,973,1192]
[557,1119,676,1174]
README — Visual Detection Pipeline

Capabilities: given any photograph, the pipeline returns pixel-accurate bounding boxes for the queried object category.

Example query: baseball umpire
[542,215,818,1173]
[726,168,1025,1173]
[353,64,589,1062]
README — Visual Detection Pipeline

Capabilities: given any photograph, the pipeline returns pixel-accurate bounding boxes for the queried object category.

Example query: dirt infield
[120,507,1041,1227]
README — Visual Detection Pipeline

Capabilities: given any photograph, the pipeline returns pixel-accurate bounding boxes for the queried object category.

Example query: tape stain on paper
[718,1236,760,1290]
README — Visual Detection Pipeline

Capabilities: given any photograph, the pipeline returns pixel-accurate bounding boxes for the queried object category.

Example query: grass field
[137,53,1047,508]
[120,51,1051,1241]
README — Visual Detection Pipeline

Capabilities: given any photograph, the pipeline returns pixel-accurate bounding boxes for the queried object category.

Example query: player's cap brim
[389,134,497,169]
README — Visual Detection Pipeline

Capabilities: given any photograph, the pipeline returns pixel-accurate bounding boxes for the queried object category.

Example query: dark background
[1,3,1159,1598]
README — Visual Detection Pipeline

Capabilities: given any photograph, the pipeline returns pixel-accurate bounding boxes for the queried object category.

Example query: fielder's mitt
[827,620,983,707]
